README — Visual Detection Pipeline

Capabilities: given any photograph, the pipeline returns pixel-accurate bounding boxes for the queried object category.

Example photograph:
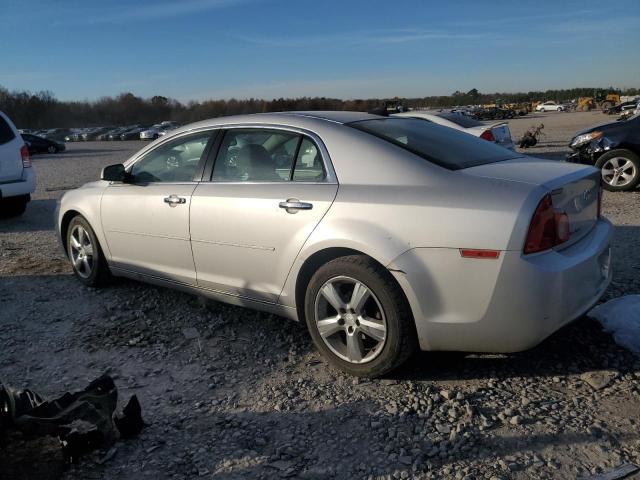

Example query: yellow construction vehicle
[577,97,595,111]
[599,94,621,111]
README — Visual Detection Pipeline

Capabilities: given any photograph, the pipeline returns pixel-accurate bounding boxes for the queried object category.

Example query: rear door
[0,112,24,183]
[190,127,338,303]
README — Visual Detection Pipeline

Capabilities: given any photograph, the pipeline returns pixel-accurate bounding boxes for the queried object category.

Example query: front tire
[47,145,57,154]
[304,255,417,377]
[596,149,640,192]
[66,215,111,286]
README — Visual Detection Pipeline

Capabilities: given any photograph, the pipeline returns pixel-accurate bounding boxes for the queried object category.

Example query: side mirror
[101,163,127,182]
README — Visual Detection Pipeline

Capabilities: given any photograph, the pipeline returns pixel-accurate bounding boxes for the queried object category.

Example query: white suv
[0,111,35,216]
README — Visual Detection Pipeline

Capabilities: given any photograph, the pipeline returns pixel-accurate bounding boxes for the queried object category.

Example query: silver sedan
[56,112,612,377]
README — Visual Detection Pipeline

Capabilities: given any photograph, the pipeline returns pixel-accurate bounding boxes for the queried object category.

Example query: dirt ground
[1,111,639,480]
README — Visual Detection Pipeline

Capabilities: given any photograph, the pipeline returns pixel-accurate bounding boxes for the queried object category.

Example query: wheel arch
[60,209,81,256]
[292,246,415,327]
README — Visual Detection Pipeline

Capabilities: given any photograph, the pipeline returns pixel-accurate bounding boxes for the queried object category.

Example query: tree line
[1,85,638,129]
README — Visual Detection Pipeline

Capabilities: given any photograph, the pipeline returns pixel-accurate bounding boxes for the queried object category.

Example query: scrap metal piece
[580,463,640,480]
[0,375,143,462]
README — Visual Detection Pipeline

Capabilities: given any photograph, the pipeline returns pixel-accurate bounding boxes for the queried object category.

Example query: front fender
[57,182,110,258]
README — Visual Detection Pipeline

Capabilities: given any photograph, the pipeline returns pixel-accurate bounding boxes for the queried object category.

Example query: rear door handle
[164,194,186,207]
[279,199,313,213]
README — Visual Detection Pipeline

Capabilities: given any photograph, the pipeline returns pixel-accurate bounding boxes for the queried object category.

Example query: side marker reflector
[460,249,500,259]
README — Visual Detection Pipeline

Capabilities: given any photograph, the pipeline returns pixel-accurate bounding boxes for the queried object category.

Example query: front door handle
[279,199,313,213]
[164,194,186,207]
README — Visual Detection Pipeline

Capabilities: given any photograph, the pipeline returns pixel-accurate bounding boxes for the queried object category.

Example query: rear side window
[213,129,299,182]
[293,138,326,182]
[0,115,16,145]
[436,113,482,128]
[349,118,521,170]
[212,129,327,183]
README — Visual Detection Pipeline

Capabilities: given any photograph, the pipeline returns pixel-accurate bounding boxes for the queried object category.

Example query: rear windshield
[0,115,16,145]
[349,118,521,170]
[436,112,483,128]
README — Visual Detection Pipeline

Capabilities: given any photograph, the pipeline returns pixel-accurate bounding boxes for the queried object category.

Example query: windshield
[349,118,521,170]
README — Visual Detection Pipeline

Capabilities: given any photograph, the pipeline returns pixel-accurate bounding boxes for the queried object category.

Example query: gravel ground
[1,112,639,480]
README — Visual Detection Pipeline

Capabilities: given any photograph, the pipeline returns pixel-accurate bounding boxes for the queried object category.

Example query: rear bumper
[0,168,36,200]
[389,218,613,352]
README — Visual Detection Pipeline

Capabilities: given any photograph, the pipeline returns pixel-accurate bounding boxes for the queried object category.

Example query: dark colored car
[120,127,148,140]
[604,100,639,115]
[81,127,113,141]
[567,114,640,191]
[21,133,65,154]
[65,131,84,142]
[42,128,73,142]
[96,128,122,141]
[109,125,143,140]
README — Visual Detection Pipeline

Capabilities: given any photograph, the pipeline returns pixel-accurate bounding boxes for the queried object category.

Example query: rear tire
[47,145,57,153]
[66,215,112,287]
[304,255,417,377]
[596,149,640,192]
[0,195,29,217]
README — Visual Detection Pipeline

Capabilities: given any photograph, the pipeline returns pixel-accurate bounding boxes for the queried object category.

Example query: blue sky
[2,0,639,101]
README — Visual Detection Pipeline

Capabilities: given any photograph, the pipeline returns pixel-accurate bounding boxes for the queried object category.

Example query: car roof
[280,111,379,123]
[183,111,382,132]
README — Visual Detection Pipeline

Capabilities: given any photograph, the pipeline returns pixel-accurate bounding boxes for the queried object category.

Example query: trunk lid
[462,157,600,246]
[489,123,513,146]
[468,122,514,148]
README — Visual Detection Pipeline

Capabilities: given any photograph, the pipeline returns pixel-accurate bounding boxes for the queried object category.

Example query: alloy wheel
[601,157,637,187]
[314,276,387,364]
[69,225,95,278]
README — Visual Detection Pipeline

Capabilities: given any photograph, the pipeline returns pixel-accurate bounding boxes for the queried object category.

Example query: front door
[101,130,215,285]
[190,128,338,302]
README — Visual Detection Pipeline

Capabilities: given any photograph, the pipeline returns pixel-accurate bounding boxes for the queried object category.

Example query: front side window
[130,131,212,182]
[212,129,300,182]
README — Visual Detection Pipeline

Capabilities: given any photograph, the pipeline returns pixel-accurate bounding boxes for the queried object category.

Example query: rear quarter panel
[278,142,537,308]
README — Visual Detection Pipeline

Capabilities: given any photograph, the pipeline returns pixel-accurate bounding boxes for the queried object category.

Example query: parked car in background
[157,125,180,137]
[568,113,640,191]
[21,133,65,154]
[140,122,179,140]
[82,127,113,141]
[65,129,86,142]
[536,101,565,112]
[393,111,515,150]
[41,128,72,142]
[0,111,35,216]
[57,111,611,377]
[120,126,149,141]
[604,100,640,115]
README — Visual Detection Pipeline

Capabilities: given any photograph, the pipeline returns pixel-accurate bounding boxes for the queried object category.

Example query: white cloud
[53,0,253,26]
[235,28,495,48]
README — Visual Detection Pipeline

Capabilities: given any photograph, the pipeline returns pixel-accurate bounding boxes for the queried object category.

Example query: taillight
[20,144,31,168]
[480,129,495,141]
[524,194,570,254]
